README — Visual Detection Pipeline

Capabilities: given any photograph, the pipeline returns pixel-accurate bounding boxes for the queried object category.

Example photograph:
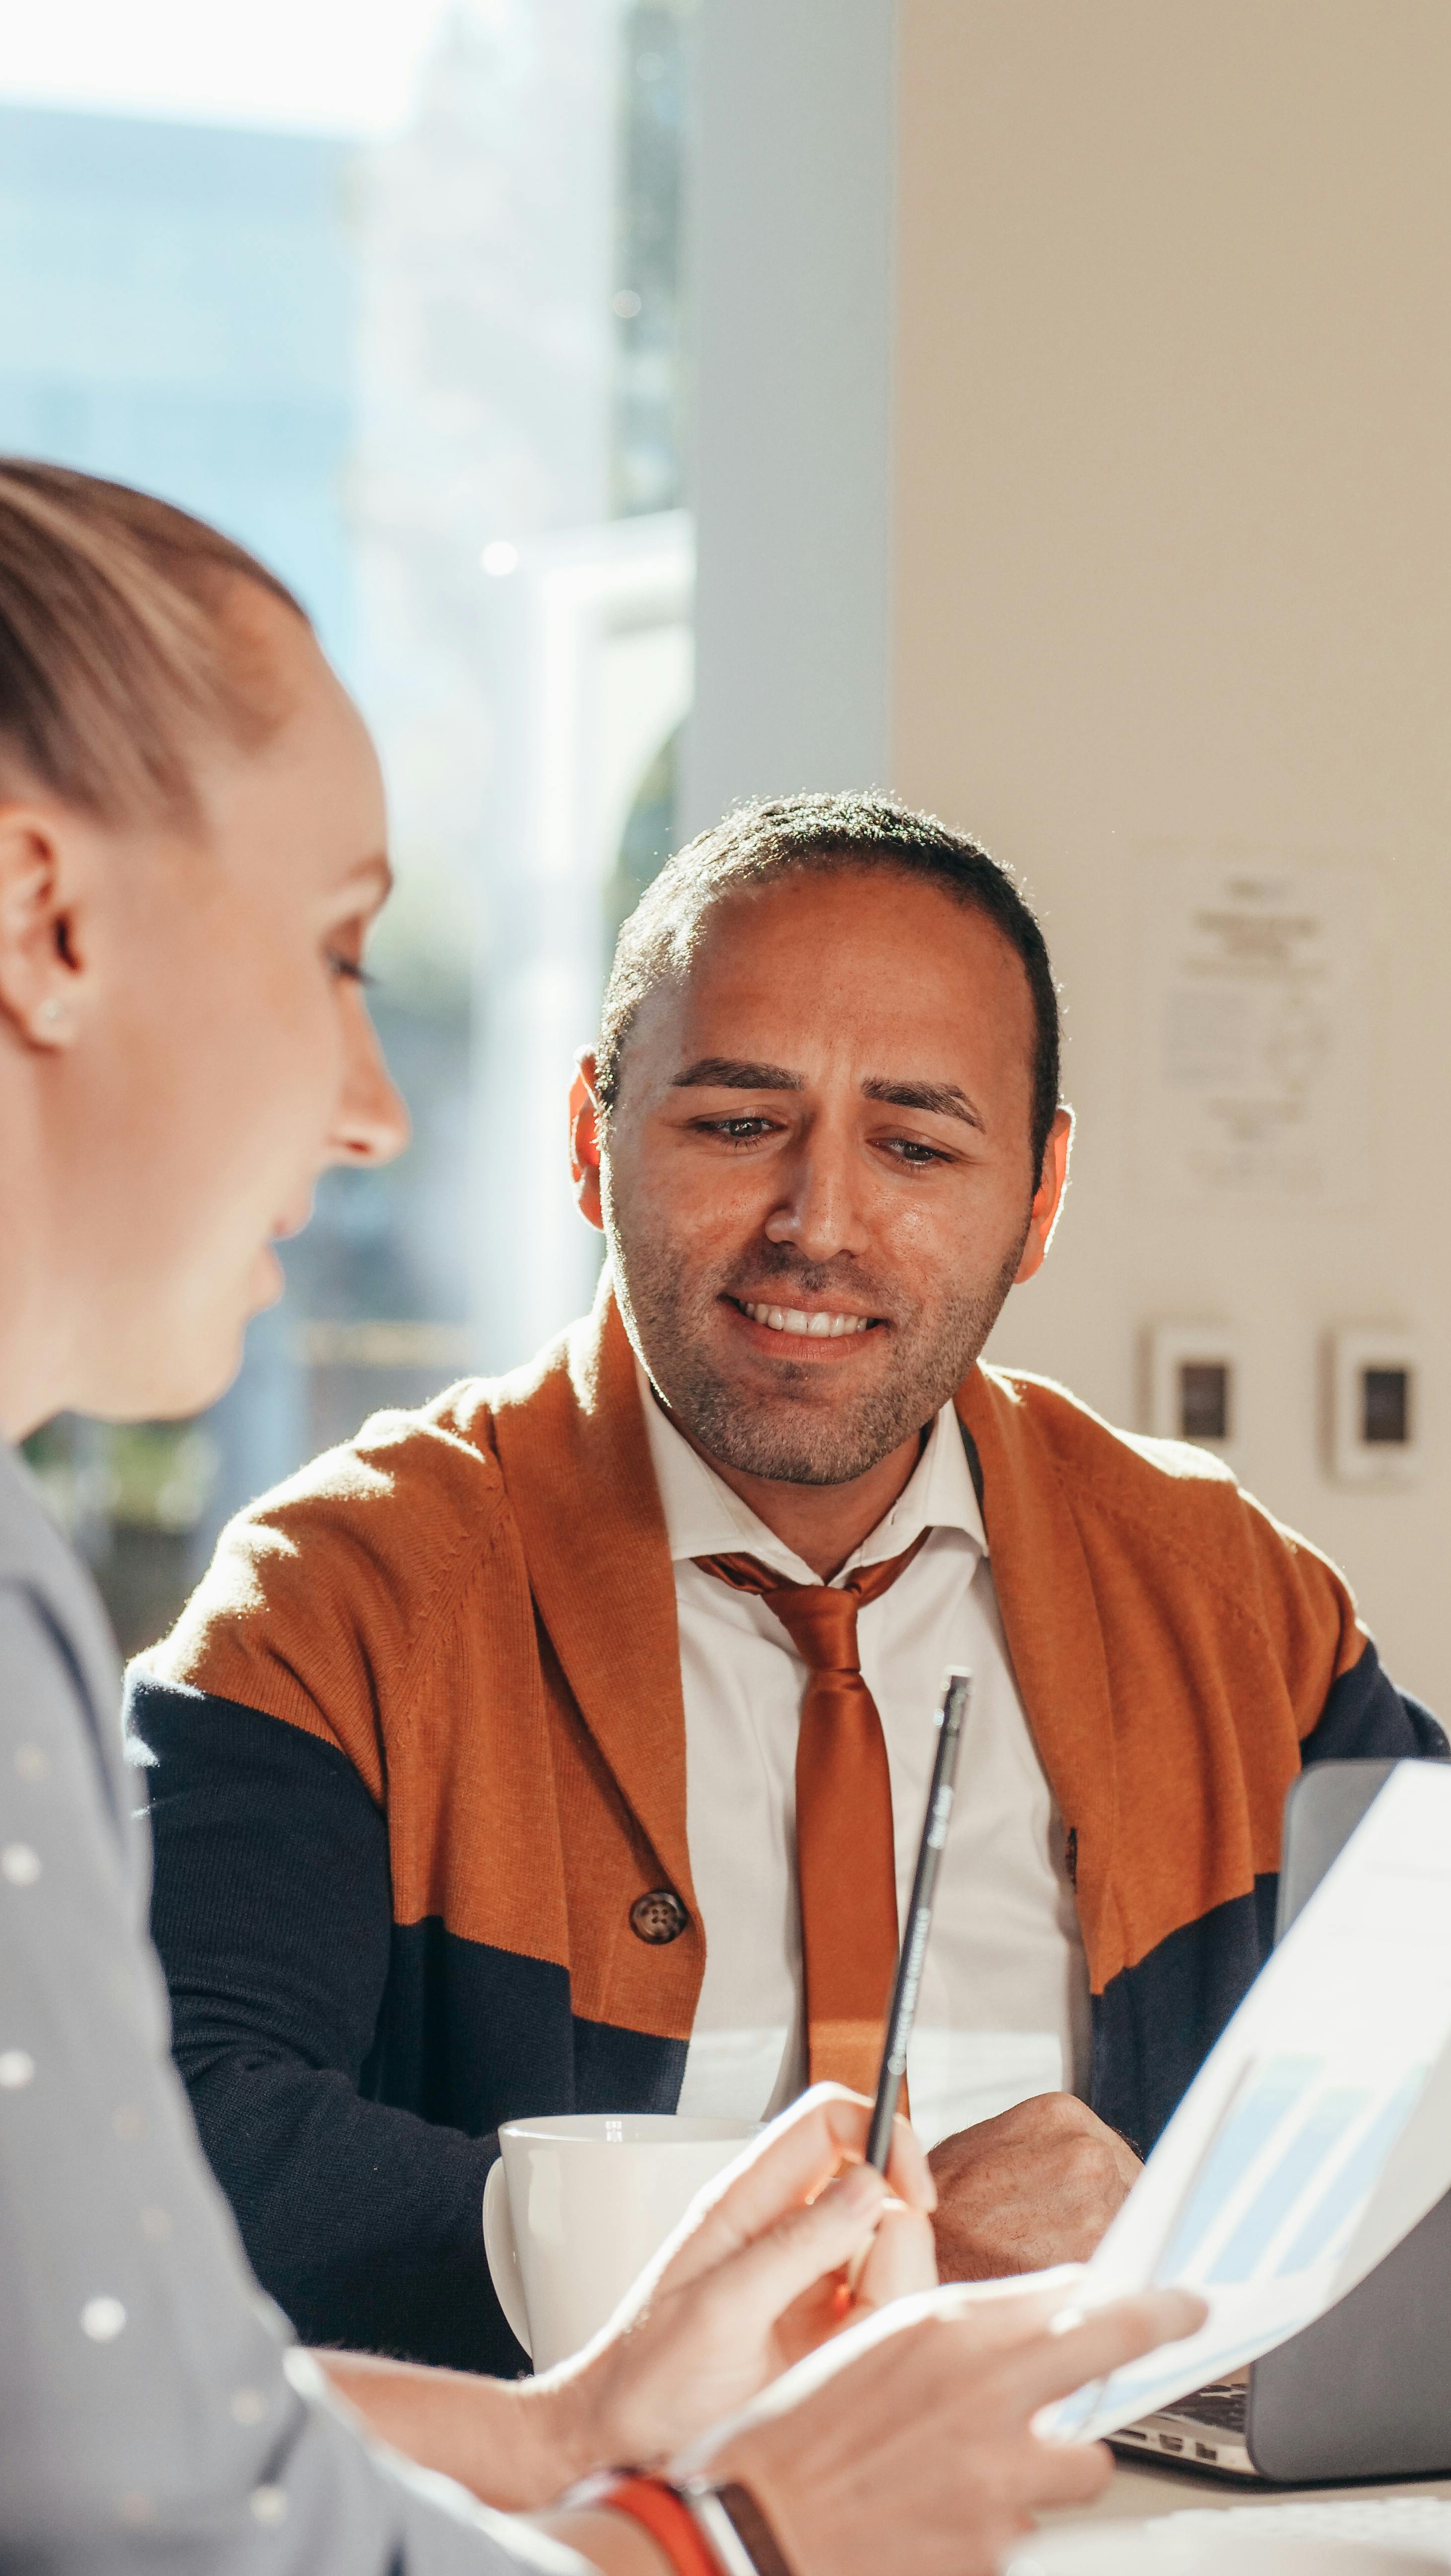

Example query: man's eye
[887,1138,947,1166]
[701,1116,773,1142]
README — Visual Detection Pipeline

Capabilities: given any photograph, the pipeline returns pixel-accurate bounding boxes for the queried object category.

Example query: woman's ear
[0,806,85,1049]
[569,1050,605,1231]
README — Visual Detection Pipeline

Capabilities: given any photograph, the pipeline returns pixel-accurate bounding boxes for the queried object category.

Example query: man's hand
[674,2278,1207,2576]
[928,2093,1141,2279]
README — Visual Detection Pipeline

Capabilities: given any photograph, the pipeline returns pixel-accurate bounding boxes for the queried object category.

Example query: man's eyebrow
[862,1076,985,1131]
[670,1057,806,1091]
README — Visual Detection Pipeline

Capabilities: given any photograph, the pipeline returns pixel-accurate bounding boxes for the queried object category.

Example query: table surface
[1048,2456,1451,2525]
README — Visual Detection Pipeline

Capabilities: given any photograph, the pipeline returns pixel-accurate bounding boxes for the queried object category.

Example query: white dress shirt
[638,1363,1091,2149]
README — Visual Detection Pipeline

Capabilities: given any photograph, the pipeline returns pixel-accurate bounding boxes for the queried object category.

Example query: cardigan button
[630,1888,688,1945]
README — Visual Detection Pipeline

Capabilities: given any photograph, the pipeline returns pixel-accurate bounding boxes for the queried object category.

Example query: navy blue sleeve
[1091,1639,1446,2160]
[1299,1637,1449,1767]
[126,1678,521,2377]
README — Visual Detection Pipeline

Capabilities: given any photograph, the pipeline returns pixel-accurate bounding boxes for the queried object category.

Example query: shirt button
[81,2296,127,2341]
[1,1844,41,1886]
[250,2484,288,2525]
[13,1744,47,1781]
[231,2386,267,2424]
[112,2104,145,2141]
[630,1888,689,1944]
[0,2049,34,2089]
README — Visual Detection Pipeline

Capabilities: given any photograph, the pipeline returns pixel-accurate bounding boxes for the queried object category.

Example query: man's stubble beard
[604,1181,1030,1488]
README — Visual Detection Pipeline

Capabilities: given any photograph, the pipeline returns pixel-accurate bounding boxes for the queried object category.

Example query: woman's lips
[247,1240,286,1313]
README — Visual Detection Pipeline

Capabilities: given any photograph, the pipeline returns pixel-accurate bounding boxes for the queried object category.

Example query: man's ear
[1014,1106,1073,1284]
[0,805,86,1050]
[568,1050,605,1232]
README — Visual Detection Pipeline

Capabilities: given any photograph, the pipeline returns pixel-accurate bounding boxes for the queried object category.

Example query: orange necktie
[695,1530,929,2097]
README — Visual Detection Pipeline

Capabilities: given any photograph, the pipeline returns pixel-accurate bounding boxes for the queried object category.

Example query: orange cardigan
[131,1275,1441,2371]
[151,1278,1379,2010]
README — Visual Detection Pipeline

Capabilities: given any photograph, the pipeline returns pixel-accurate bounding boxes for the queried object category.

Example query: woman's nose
[329,1011,411,1167]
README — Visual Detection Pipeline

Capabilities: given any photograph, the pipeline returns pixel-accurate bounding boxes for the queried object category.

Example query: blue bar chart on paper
[1154,2054,1431,2292]
[1038,1766,1451,2445]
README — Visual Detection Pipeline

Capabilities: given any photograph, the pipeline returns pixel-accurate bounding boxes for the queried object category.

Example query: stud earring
[37,998,64,1030]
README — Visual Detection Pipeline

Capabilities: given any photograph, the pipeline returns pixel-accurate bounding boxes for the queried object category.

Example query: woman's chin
[80,1254,281,1427]
[89,1333,244,1429]
[136,1263,278,1422]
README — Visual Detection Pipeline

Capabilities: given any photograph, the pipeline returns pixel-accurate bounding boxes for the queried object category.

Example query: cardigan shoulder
[142,1376,521,1798]
[974,1360,1243,1503]
[965,1363,1370,1708]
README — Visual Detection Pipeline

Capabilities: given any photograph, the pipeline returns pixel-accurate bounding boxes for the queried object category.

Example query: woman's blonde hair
[0,460,310,831]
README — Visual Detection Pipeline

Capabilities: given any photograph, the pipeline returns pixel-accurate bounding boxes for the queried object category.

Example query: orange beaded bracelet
[579,2472,724,2576]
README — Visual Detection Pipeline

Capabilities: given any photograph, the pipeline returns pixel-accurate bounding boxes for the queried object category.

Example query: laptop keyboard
[1167,2381,1249,2433]
[1162,2496,1451,2557]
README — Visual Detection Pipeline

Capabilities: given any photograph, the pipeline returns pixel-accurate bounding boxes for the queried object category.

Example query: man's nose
[328,1011,411,1167]
[763,1126,865,1263]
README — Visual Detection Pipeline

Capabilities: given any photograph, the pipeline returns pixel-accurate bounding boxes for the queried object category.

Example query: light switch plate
[1145,1323,1241,1461]
[1327,1328,1421,1485]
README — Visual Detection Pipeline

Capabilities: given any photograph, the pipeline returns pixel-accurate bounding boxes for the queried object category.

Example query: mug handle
[482,2157,533,2356]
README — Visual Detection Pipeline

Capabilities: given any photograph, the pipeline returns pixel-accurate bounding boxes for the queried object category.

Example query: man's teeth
[740,1301,873,1338]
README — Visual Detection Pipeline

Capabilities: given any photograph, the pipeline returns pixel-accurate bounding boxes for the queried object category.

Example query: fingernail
[838,2163,883,2212]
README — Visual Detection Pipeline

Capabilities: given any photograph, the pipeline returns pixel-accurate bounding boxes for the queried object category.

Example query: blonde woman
[0,463,1197,2576]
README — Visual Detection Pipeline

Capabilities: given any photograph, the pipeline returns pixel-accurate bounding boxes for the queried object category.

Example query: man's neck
[669,1411,929,1582]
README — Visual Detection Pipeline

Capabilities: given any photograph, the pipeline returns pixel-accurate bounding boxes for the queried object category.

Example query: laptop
[1113,1757,1451,2485]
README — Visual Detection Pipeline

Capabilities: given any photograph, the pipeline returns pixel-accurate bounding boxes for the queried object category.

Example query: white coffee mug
[482,2111,753,2370]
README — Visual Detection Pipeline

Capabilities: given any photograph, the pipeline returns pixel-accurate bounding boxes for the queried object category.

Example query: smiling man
[131,794,1444,2375]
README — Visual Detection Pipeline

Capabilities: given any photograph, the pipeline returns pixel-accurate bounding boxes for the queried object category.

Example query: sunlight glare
[0,0,460,136]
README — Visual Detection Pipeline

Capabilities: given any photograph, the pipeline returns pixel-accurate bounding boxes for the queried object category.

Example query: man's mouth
[732,1298,880,1340]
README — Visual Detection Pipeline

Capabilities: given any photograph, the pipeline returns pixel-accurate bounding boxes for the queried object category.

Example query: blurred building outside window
[7,0,695,1653]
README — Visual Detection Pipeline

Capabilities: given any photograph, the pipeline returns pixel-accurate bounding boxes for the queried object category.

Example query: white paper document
[1040,1764,1451,2442]
[1134,853,1379,1208]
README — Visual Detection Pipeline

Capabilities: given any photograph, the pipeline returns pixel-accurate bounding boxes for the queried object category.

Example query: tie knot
[765,1579,863,1677]
[693,1529,930,1673]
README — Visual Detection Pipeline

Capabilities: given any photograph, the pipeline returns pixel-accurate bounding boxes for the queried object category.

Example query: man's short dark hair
[595,791,1062,1177]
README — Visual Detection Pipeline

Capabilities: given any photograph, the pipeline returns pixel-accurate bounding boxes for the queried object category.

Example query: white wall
[893,0,1451,1703]
[686,0,1451,1703]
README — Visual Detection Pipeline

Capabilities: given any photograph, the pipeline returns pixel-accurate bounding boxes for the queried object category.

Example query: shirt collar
[635,1356,986,1585]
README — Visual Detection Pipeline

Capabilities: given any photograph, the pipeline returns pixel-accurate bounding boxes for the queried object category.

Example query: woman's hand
[317,2083,934,2511]
[675,2279,1209,2576]
[536,2083,939,2485]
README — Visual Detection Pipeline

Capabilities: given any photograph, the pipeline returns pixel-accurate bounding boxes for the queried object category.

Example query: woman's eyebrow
[862,1075,985,1131]
[670,1056,805,1090]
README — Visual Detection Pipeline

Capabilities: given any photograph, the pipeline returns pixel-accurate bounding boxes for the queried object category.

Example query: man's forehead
[635,878,1032,1063]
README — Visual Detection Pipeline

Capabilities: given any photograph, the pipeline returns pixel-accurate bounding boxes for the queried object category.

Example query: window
[11,0,695,1651]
